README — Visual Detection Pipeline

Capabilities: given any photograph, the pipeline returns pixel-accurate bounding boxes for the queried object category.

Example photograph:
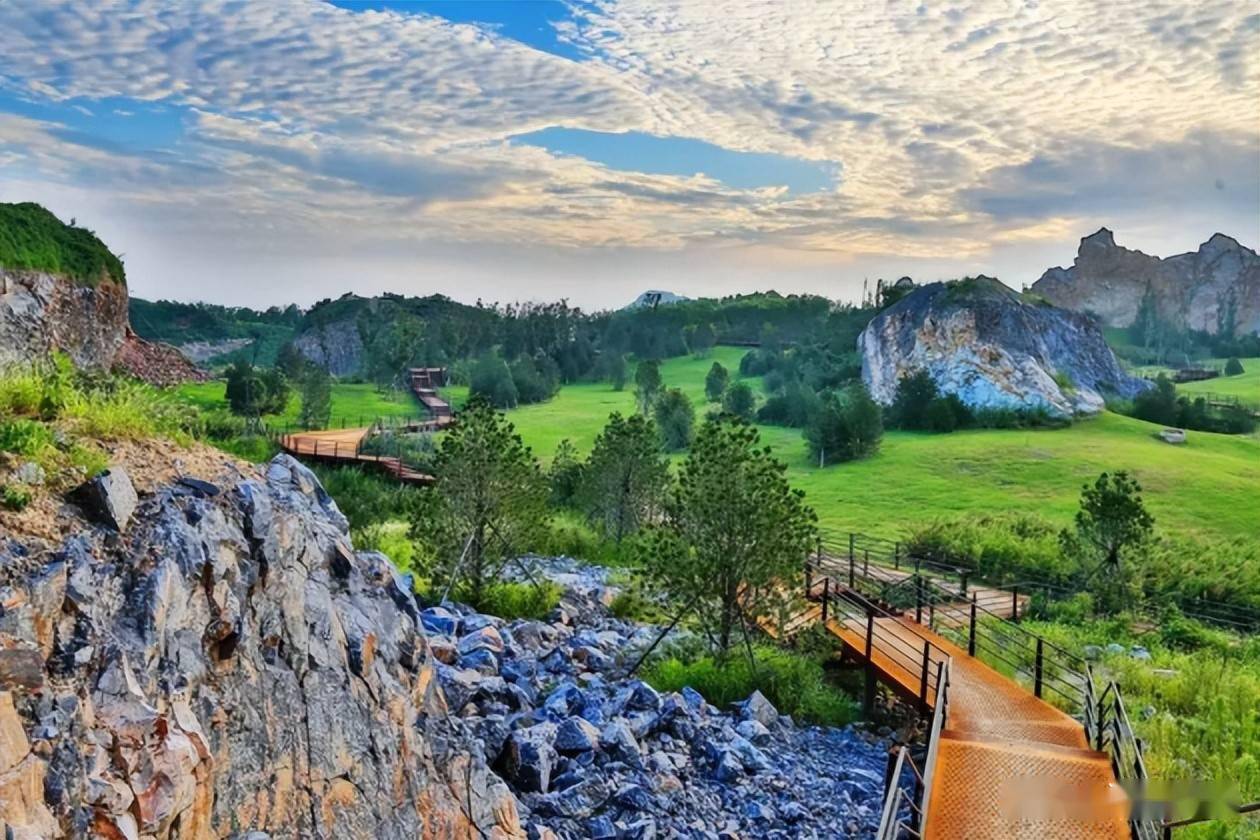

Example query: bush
[722,382,756,420]
[803,383,882,465]
[1,484,33,511]
[1224,357,1245,376]
[906,513,1075,584]
[469,354,519,408]
[313,465,418,531]
[643,645,857,727]
[469,580,562,620]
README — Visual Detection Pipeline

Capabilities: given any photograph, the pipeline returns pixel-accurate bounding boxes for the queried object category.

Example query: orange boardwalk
[788,583,1129,839]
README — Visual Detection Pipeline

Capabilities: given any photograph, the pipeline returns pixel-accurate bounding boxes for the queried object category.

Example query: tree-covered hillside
[129,298,301,366]
[0,202,125,286]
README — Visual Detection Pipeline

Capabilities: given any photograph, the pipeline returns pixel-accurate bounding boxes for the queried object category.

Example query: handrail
[876,658,951,839]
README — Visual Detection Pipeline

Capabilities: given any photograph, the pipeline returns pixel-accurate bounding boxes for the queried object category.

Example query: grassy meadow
[489,347,1260,543]
[176,379,425,428]
[1177,358,1260,402]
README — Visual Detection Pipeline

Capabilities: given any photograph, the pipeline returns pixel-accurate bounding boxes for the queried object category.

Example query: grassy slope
[175,381,425,427]
[494,347,1260,543]
[0,202,125,286]
[1177,357,1260,401]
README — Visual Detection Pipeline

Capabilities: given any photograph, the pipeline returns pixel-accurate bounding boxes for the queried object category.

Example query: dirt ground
[0,438,254,544]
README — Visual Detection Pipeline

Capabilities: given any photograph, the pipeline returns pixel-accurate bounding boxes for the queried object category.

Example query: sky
[0,1,1256,311]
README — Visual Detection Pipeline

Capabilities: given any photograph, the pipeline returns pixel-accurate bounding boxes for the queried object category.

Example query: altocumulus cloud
[0,0,1254,307]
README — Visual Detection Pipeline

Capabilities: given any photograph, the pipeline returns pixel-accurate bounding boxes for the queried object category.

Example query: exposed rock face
[176,338,254,365]
[1031,229,1260,336]
[0,270,128,371]
[114,330,210,386]
[624,290,688,310]
[291,318,364,377]
[0,455,522,839]
[860,277,1147,416]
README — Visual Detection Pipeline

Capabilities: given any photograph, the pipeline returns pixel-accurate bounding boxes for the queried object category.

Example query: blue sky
[0,0,1255,309]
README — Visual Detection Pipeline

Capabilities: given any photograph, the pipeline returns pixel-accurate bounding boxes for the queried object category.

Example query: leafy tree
[705,362,729,402]
[1224,357,1245,376]
[297,367,332,430]
[412,399,548,606]
[803,384,882,466]
[640,418,816,656]
[548,439,584,508]
[605,353,629,391]
[469,354,519,408]
[362,315,422,393]
[276,342,309,380]
[224,361,289,420]
[757,380,819,428]
[688,322,716,357]
[510,354,560,404]
[580,413,669,543]
[889,369,938,429]
[635,359,663,414]
[722,381,756,420]
[654,388,696,451]
[1060,471,1154,613]
[1131,374,1179,427]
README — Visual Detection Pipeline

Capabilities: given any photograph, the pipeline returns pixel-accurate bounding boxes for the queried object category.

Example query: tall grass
[644,644,858,727]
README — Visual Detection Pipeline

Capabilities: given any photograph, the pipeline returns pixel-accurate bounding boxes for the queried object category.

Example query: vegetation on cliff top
[0,202,125,286]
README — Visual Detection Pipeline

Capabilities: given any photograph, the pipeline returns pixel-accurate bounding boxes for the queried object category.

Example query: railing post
[1034,638,1044,698]
[915,575,923,624]
[968,595,977,657]
[894,542,900,570]
[849,551,855,589]
[804,561,813,599]
[821,578,830,624]
[919,639,930,702]
[1012,587,1019,622]
[929,599,935,629]
[864,611,875,660]
[848,532,855,565]
[959,570,969,596]
[863,548,869,577]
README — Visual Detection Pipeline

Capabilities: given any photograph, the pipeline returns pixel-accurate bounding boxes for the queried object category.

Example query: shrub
[0,484,33,512]
[721,382,756,420]
[1224,357,1245,376]
[474,581,562,620]
[0,419,56,458]
[704,362,729,403]
[643,646,857,727]
[469,354,518,408]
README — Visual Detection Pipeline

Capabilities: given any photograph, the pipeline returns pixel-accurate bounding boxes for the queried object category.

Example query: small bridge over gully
[761,532,1255,840]
[278,366,454,484]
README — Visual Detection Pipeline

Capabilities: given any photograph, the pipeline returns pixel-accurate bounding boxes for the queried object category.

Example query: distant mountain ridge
[625,289,688,309]
[1031,229,1260,337]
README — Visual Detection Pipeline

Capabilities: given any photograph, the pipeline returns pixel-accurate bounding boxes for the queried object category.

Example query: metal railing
[877,659,951,839]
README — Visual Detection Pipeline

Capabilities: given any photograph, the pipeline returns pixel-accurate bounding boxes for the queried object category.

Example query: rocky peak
[1031,227,1260,336]
[860,278,1147,417]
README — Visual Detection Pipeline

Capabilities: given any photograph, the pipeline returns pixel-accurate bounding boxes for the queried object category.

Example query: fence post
[919,639,930,702]
[1034,638,1044,698]
[864,611,875,660]
[968,596,977,657]
[821,578,830,623]
[915,575,923,624]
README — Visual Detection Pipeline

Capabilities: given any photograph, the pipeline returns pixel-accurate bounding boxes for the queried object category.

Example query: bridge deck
[786,582,1129,838]
[279,427,434,484]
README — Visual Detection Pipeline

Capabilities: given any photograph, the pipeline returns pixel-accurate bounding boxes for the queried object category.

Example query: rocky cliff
[1031,229,1260,336]
[0,455,897,839]
[291,317,365,378]
[0,456,520,839]
[860,277,1147,416]
[0,269,129,371]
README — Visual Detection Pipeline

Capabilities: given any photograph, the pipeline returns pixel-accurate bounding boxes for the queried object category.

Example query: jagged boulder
[1032,228,1260,336]
[0,455,524,839]
[860,277,1147,417]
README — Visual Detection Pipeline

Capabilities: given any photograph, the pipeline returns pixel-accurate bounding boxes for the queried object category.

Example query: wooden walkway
[775,574,1129,839]
[278,367,455,484]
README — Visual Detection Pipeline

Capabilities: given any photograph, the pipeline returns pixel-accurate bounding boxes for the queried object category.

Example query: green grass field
[491,347,1260,543]
[1177,357,1260,402]
[174,380,425,428]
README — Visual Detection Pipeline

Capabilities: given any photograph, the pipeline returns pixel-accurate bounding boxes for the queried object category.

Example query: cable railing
[876,659,951,839]
[828,531,1260,635]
